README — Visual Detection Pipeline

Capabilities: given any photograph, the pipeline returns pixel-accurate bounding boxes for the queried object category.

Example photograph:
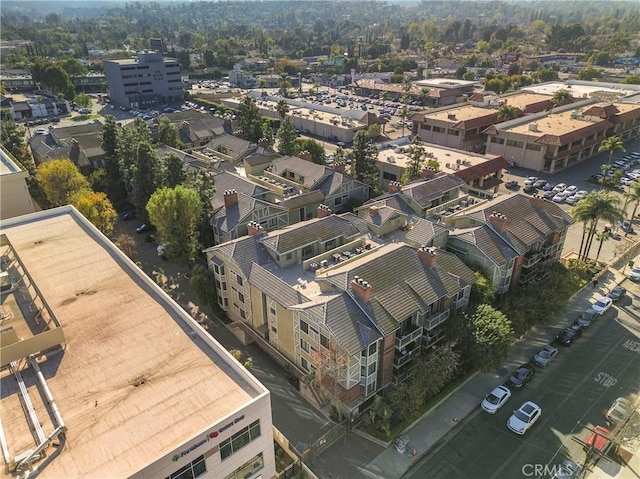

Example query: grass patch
[71,114,100,122]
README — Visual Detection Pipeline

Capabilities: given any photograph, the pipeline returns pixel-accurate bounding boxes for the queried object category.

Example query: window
[300,339,309,352]
[271,325,277,334]
[240,309,246,319]
[236,275,243,286]
[525,143,541,151]
[448,129,460,136]
[320,334,330,349]
[238,292,244,304]
[491,137,505,145]
[300,320,309,334]
[220,420,261,461]
[301,357,309,371]
[433,126,444,133]
[382,171,398,181]
[422,124,432,131]
[269,306,277,316]
[224,453,264,479]
[506,139,523,148]
[166,455,206,479]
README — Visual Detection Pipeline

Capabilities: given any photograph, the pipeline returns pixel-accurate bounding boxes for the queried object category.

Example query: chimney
[298,150,311,161]
[388,181,401,194]
[529,194,545,209]
[258,138,270,149]
[317,204,332,218]
[368,205,379,217]
[223,189,238,208]
[417,245,438,268]
[182,120,190,134]
[247,221,264,236]
[488,211,507,231]
[333,162,346,174]
[70,138,80,150]
[351,276,372,303]
[421,167,437,178]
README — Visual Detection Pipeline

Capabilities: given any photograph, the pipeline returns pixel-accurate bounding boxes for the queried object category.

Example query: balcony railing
[519,269,537,284]
[422,310,450,331]
[454,297,469,310]
[423,329,447,349]
[393,347,420,369]
[395,327,423,351]
[392,366,416,385]
[522,252,542,268]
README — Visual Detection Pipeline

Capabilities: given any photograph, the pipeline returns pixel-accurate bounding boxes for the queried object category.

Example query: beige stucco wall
[1,172,35,220]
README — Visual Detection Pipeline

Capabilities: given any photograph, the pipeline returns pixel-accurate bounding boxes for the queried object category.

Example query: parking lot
[405,279,640,479]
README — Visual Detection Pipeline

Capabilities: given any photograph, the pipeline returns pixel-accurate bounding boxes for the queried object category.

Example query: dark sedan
[556,327,582,346]
[607,286,626,302]
[507,364,535,389]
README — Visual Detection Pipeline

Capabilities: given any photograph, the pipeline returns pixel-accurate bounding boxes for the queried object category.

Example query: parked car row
[521,177,588,205]
[479,289,621,440]
[591,151,640,186]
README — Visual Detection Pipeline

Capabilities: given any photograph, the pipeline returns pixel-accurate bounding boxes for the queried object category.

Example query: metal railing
[395,327,423,351]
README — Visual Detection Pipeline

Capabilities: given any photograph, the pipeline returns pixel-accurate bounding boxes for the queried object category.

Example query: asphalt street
[404,280,640,479]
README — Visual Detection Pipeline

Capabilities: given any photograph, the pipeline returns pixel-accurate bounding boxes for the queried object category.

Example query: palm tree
[572,191,622,261]
[496,104,519,122]
[594,230,610,263]
[399,105,410,137]
[583,192,622,260]
[550,89,573,107]
[624,180,640,222]
[276,99,289,120]
[258,78,268,95]
[278,73,291,97]
[598,135,626,167]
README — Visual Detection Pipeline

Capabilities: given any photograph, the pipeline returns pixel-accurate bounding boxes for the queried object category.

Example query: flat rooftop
[422,104,495,123]
[377,142,495,175]
[0,208,263,478]
[499,92,551,111]
[523,81,639,100]
[503,109,605,137]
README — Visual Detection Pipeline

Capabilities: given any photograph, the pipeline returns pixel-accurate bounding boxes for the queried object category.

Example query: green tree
[117,118,152,198]
[70,190,118,237]
[146,185,202,262]
[533,68,559,83]
[0,111,36,175]
[184,170,216,249]
[403,136,426,182]
[296,138,325,164]
[577,66,604,81]
[572,191,622,260]
[470,304,514,371]
[236,97,264,143]
[59,58,87,78]
[351,130,379,194]
[622,75,640,85]
[496,103,519,122]
[551,89,573,107]
[131,142,161,222]
[189,264,218,306]
[35,159,90,207]
[594,230,610,263]
[158,117,181,148]
[277,116,298,156]
[74,93,93,109]
[624,181,640,224]
[276,99,289,120]
[163,152,186,188]
[30,58,74,99]
[598,135,625,168]
[469,269,496,306]
[100,115,127,206]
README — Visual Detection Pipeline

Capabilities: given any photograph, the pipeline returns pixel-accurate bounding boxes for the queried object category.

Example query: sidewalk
[326,266,630,479]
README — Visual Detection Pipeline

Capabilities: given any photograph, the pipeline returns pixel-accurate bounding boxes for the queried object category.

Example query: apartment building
[104,51,183,108]
[0,207,275,479]
[205,214,475,411]
[445,194,574,293]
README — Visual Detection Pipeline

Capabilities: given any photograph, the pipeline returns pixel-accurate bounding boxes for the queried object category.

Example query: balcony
[522,252,542,268]
[422,310,450,331]
[393,347,420,369]
[519,269,538,284]
[454,296,469,310]
[543,242,561,258]
[392,366,416,385]
[423,328,447,349]
[395,326,423,351]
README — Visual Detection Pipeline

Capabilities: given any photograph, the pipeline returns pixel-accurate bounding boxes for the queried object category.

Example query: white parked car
[605,397,632,425]
[590,296,613,315]
[552,192,568,203]
[564,195,580,205]
[524,176,539,186]
[507,401,541,435]
[481,385,512,414]
[552,183,567,193]
[619,177,634,186]
[627,267,640,281]
[564,185,578,194]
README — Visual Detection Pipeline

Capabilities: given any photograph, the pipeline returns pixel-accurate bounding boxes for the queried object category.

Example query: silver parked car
[533,345,558,367]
